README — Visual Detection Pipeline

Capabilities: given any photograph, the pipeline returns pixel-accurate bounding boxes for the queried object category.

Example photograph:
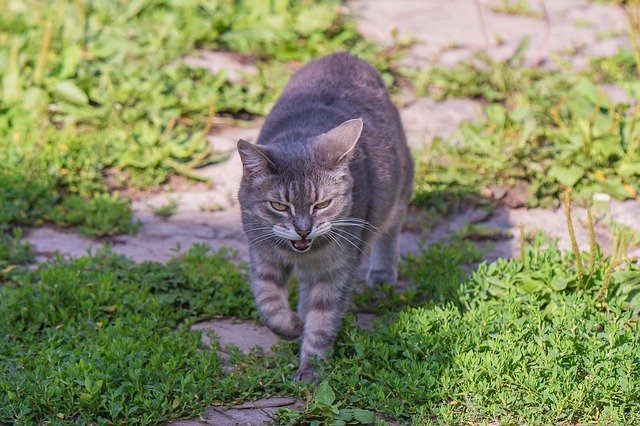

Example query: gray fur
[237,52,413,382]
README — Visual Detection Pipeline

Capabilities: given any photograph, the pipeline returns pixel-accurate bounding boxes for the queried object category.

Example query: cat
[236,52,413,382]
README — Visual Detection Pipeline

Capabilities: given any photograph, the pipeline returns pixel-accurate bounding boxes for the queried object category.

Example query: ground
[15,0,640,424]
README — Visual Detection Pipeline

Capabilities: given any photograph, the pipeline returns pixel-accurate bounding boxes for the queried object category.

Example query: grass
[412,40,640,208]
[2,1,640,424]
[0,229,33,276]
[0,0,396,242]
[151,198,179,218]
[2,207,639,424]
[0,245,263,424]
[282,229,640,425]
[489,0,542,18]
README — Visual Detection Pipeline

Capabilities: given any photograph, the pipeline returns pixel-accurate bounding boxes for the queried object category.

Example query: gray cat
[237,52,413,382]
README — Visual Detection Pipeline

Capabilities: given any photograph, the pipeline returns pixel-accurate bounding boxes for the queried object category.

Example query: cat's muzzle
[291,238,312,252]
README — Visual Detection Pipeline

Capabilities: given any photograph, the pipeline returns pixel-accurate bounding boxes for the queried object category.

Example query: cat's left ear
[315,118,363,165]
[237,139,276,176]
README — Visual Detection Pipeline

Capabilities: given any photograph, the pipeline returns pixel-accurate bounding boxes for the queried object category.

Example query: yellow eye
[270,201,288,211]
[315,199,331,210]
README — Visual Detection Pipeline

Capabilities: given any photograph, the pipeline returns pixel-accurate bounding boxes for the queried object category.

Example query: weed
[489,0,542,18]
[2,223,639,424]
[414,41,640,206]
[49,194,140,236]
[0,228,33,277]
[0,0,387,239]
[314,239,640,424]
[585,199,640,248]
[0,245,258,423]
[199,199,225,213]
[520,223,526,263]
[151,198,179,218]
[574,18,594,28]
[354,238,483,314]
[588,207,598,274]
[590,48,638,82]
[626,0,640,75]
[563,192,584,283]
[276,381,377,425]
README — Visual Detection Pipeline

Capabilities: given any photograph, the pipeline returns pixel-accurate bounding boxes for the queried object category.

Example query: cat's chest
[278,240,352,269]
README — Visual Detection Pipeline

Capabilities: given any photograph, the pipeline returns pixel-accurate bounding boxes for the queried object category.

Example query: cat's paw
[293,366,320,383]
[366,267,397,287]
[269,311,303,340]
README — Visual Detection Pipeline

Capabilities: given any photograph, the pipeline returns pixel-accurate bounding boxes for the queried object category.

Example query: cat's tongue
[294,238,311,251]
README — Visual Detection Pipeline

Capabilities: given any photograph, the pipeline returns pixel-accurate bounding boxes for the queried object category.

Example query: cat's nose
[293,216,312,238]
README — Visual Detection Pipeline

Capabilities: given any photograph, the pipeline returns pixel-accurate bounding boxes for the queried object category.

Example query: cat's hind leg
[366,205,405,287]
[294,265,312,322]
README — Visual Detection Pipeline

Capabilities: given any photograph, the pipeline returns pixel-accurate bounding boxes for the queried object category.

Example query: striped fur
[237,53,413,382]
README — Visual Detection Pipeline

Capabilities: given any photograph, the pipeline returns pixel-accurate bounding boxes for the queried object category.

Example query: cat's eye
[270,201,289,212]
[314,199,331,210]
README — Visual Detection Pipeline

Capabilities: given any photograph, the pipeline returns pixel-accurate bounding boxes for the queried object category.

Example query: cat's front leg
[250,252,302,340]
[294,265,352,382]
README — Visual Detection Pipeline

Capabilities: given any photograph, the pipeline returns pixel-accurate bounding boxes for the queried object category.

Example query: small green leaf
[352,408,375,423]
[519,277,545,293]
[59,45,83,78]
[548,165,584,187]
[550,277,571,291]
[619,163,640,177]
[315,381,336,406]
[53,80,89,105]
[294,4,335,35]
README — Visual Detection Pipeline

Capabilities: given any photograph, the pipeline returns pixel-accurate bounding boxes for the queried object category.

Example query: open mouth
[291,238,312,252]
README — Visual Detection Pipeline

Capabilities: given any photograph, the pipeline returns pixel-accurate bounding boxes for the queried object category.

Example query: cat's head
[237,118,362,253]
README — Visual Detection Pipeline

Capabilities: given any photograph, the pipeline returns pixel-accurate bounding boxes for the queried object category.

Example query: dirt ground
[23,1,639,424]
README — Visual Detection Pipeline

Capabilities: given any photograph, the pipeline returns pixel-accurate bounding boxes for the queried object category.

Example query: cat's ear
[237,139,275,175]
[316,118,363,165]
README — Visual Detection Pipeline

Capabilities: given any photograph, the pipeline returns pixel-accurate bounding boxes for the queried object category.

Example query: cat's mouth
[291,238,312,252]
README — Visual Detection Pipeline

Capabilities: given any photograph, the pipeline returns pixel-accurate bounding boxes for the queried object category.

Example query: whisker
[246,233,277,246]
[328,230,366,256]
[331,222,382,236]
[324,232,343,250]
[336,217,379,225]
[330,227,371,248]
[332,217,381,230]
[234,226,275,242]
[243,226,275,233]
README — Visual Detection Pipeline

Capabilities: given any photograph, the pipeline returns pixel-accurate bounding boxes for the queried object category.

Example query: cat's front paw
[293,365,320,383]
[366,267,397,287]
[268,310,303,340]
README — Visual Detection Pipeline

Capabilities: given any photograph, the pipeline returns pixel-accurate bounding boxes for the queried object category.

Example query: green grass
[590,48,639,83]
[489,0,542,18]
[354,238,483,314]
[0,229,33,276]
[2,2,640,424]
[0,0,393,240]
[413,41,640,208]
[281,237,640,425]
[2,232,639,424]
[151,198,179,218]
[0,245,263,424]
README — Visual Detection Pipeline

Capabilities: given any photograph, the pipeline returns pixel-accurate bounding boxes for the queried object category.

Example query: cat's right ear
[315,118,363,166]
[237,139,275,176]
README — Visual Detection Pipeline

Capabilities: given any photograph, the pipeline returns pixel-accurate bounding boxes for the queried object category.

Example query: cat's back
[284,52,387,99]
[257,52,396,144]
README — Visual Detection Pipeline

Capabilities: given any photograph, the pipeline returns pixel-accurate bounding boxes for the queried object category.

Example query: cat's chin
[291,238,313,252]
